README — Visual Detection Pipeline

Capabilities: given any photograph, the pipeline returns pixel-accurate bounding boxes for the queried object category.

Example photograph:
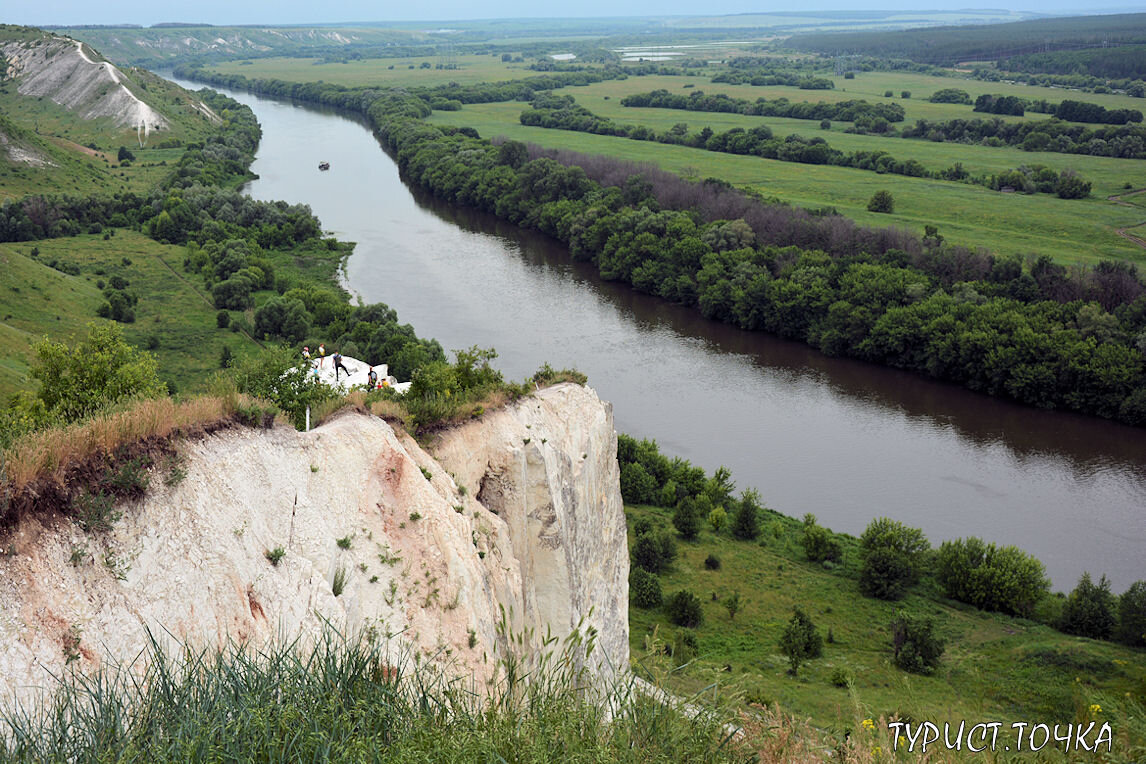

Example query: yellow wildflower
[872,746,882,757]
[862,718,876,731]
[1090,704,1102,715]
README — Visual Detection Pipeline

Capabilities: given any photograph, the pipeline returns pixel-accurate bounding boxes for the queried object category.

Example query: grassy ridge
[625,502,1146,752]
[0,233,269,399]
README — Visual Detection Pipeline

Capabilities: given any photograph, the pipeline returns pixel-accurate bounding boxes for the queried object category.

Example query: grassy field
[211,54,543,89]
[429,102,1144,266]
[625,503,1146,746]
[0,232,266,399]
[0,67,219,201]
[200,59,1146,266]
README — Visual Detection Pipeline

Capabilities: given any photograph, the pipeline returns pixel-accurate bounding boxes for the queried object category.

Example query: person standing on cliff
[333,350,351,381]
[317,343,326,368]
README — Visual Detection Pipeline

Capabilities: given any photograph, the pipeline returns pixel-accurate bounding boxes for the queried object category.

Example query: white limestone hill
[0,383,628,713]
[2,35,178,136]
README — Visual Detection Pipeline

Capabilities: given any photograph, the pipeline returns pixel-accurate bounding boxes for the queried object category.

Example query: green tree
[631,530,677,574]
[672,497,701,541]
[665,590,703,628]
[858,518,930,600]
[31,323,164,422]
[867,190,895,213]
[779,607,823,676]
[890,611,944,674]
[629,567,663,609]
[707,505,727,533]
[935,537,1049,617]
[802,514,842,563]
[723,591,741,620]
[731,489,762,540]
[1058,572,1116,639]
[1116,580,1146,646]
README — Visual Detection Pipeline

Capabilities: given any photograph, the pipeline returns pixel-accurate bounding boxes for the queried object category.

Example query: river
[175,79,1146,591]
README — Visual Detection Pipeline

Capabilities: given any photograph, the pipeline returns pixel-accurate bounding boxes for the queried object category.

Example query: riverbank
[168,72,1146,591]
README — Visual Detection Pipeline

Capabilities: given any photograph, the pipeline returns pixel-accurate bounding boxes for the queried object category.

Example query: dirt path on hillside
[1106,188,1146,250]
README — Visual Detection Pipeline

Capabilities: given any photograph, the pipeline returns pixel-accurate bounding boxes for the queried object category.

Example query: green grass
[429,96,1146,266]
[0,67,218,201]
[0,626,751,763]
[209,54,538,89]
[0,232,266,398]
[626,503,1146,741]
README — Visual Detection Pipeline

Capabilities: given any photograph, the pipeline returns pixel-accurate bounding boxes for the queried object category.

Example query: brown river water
[181,80,1146,591]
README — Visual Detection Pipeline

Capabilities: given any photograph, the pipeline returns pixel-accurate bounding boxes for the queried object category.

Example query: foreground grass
[0,627,753,763]
[626,503,1146,754]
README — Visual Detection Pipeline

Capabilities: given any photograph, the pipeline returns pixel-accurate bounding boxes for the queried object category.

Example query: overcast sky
[9,0,1144,27]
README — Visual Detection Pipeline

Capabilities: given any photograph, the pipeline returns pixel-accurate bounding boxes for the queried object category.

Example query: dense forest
[172,67,1146,427]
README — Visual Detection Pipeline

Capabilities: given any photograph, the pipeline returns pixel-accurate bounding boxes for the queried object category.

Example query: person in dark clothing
[367,367,378,389]
[333,351,351,381]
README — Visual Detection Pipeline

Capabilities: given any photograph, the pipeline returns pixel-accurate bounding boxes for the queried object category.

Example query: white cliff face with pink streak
[0,383,627,713]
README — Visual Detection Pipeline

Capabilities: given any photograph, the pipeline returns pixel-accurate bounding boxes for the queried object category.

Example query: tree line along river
[175,78,1146,591]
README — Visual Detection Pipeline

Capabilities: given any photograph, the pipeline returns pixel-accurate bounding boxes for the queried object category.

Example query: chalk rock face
[1,38,170,130]
[0,383,627,713]
[432,383,629,679]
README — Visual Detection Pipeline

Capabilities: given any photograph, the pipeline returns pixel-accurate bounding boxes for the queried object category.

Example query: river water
[178,80,1146,591]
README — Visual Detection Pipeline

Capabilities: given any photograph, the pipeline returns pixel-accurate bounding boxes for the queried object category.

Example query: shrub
[731,489,762,540]
[629,567,663,609]
[704,554,721,570]
[867,190,895,213]
[665,590,704,628]
[672,497,701,540]
[723,591,740,620]
[620,462,657,505]
[74,489,121,534]
[801,514,841,563]
[1116,580,1146,646]
[929,88,971,104]
[858,517,929,600]
[935,537,1048,617]
[30,323,163,423]
[779,607,822,676]
[707,506,727,532]
[830,667,851,687]
[265,547,286,566]
[1058,572,1116,639]
[631,530,677,574]
[671,629,699,666]
[890,611,944,674]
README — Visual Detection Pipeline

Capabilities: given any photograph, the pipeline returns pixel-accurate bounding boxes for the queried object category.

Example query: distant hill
[786,12,1146,66]
[0,25,222,199]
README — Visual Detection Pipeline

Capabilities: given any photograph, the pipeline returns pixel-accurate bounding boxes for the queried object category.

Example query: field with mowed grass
[0,232,268,398]
[209,55,541,89]
[429,101,1145,265]
[625,502,1146,748]
[198,59,1146,265]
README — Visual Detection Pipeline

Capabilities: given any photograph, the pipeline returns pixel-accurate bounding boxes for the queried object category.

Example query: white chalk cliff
[2,37,171,132]
[0,383,628,712]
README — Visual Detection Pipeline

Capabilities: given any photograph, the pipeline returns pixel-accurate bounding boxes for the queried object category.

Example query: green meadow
[428,101,1144,266]
[625,502,1146,748]
[211,54,541,89]
[0,232,269,399]
[199,58,1146,266]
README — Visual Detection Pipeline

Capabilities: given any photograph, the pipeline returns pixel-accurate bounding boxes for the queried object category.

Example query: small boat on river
[318,161,330,171]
